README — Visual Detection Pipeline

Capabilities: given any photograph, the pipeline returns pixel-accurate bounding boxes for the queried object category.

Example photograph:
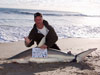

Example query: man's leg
[50,44,60,50]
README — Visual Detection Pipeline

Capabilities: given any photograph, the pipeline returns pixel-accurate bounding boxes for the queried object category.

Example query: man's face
[34,16,43,25]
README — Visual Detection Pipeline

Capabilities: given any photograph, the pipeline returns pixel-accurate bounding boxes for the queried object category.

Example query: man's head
[34,12,43,27]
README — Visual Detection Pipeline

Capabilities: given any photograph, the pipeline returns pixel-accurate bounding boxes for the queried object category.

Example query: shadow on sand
[0,61,94,75]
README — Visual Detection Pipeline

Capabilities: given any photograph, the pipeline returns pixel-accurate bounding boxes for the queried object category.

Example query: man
[24,12,60,50]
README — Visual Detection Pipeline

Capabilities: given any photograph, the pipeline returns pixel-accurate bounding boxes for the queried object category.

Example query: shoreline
[0,38,100,58]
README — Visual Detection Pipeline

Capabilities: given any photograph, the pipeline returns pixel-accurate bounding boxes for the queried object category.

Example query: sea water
[0,8,100,43]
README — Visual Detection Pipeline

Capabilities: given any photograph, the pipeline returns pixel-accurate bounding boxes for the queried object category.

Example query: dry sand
[0,38,100,75]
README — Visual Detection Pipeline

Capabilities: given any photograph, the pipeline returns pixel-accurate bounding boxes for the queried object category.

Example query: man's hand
[24,37,32,45]
[40,45,47,49]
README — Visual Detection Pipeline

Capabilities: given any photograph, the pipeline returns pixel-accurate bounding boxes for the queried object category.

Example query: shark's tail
[72,48,97,63]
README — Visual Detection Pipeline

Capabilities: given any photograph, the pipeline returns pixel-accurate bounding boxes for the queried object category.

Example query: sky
[0,0,100,15]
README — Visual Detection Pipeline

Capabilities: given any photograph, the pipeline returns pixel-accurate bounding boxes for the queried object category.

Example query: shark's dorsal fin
[37,36,46,47]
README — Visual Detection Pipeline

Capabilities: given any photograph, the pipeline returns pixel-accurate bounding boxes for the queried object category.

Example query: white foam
[0,8,100,43]
[1,24,100,43]
[0,25,32,43]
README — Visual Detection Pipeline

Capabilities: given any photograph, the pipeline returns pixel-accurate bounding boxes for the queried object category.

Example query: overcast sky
[0,0,100,15]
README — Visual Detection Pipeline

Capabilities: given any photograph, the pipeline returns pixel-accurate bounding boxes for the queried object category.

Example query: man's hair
[34,12,42,19]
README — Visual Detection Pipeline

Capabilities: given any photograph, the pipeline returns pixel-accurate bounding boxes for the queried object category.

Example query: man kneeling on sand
[24,12,60,50]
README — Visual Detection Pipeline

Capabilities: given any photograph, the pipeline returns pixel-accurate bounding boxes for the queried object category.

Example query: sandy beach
[1,0,100,75]
[0,38,100,75]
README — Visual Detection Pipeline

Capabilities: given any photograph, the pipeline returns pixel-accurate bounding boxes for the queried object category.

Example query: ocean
[0,8,100,43]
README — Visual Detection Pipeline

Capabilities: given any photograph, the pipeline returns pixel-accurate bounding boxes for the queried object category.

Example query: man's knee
[50,44,60,50]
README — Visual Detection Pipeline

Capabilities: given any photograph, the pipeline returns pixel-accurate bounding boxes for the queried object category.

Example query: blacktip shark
[6,37,97,64]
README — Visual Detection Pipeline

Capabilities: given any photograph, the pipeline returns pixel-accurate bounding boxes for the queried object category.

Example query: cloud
[0,0,100,15]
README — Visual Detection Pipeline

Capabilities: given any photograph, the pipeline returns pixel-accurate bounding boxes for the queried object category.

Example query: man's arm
[45,25,58,48]
[24,37,32,47]
[24,27,35,47]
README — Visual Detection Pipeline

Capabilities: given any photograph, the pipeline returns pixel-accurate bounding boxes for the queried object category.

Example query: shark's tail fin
[73,48,97,63]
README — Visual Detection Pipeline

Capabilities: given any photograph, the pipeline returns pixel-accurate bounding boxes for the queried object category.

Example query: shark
[6,37,97,63]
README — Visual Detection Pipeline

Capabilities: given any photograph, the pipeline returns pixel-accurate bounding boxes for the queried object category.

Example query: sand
[0,38,100,75]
